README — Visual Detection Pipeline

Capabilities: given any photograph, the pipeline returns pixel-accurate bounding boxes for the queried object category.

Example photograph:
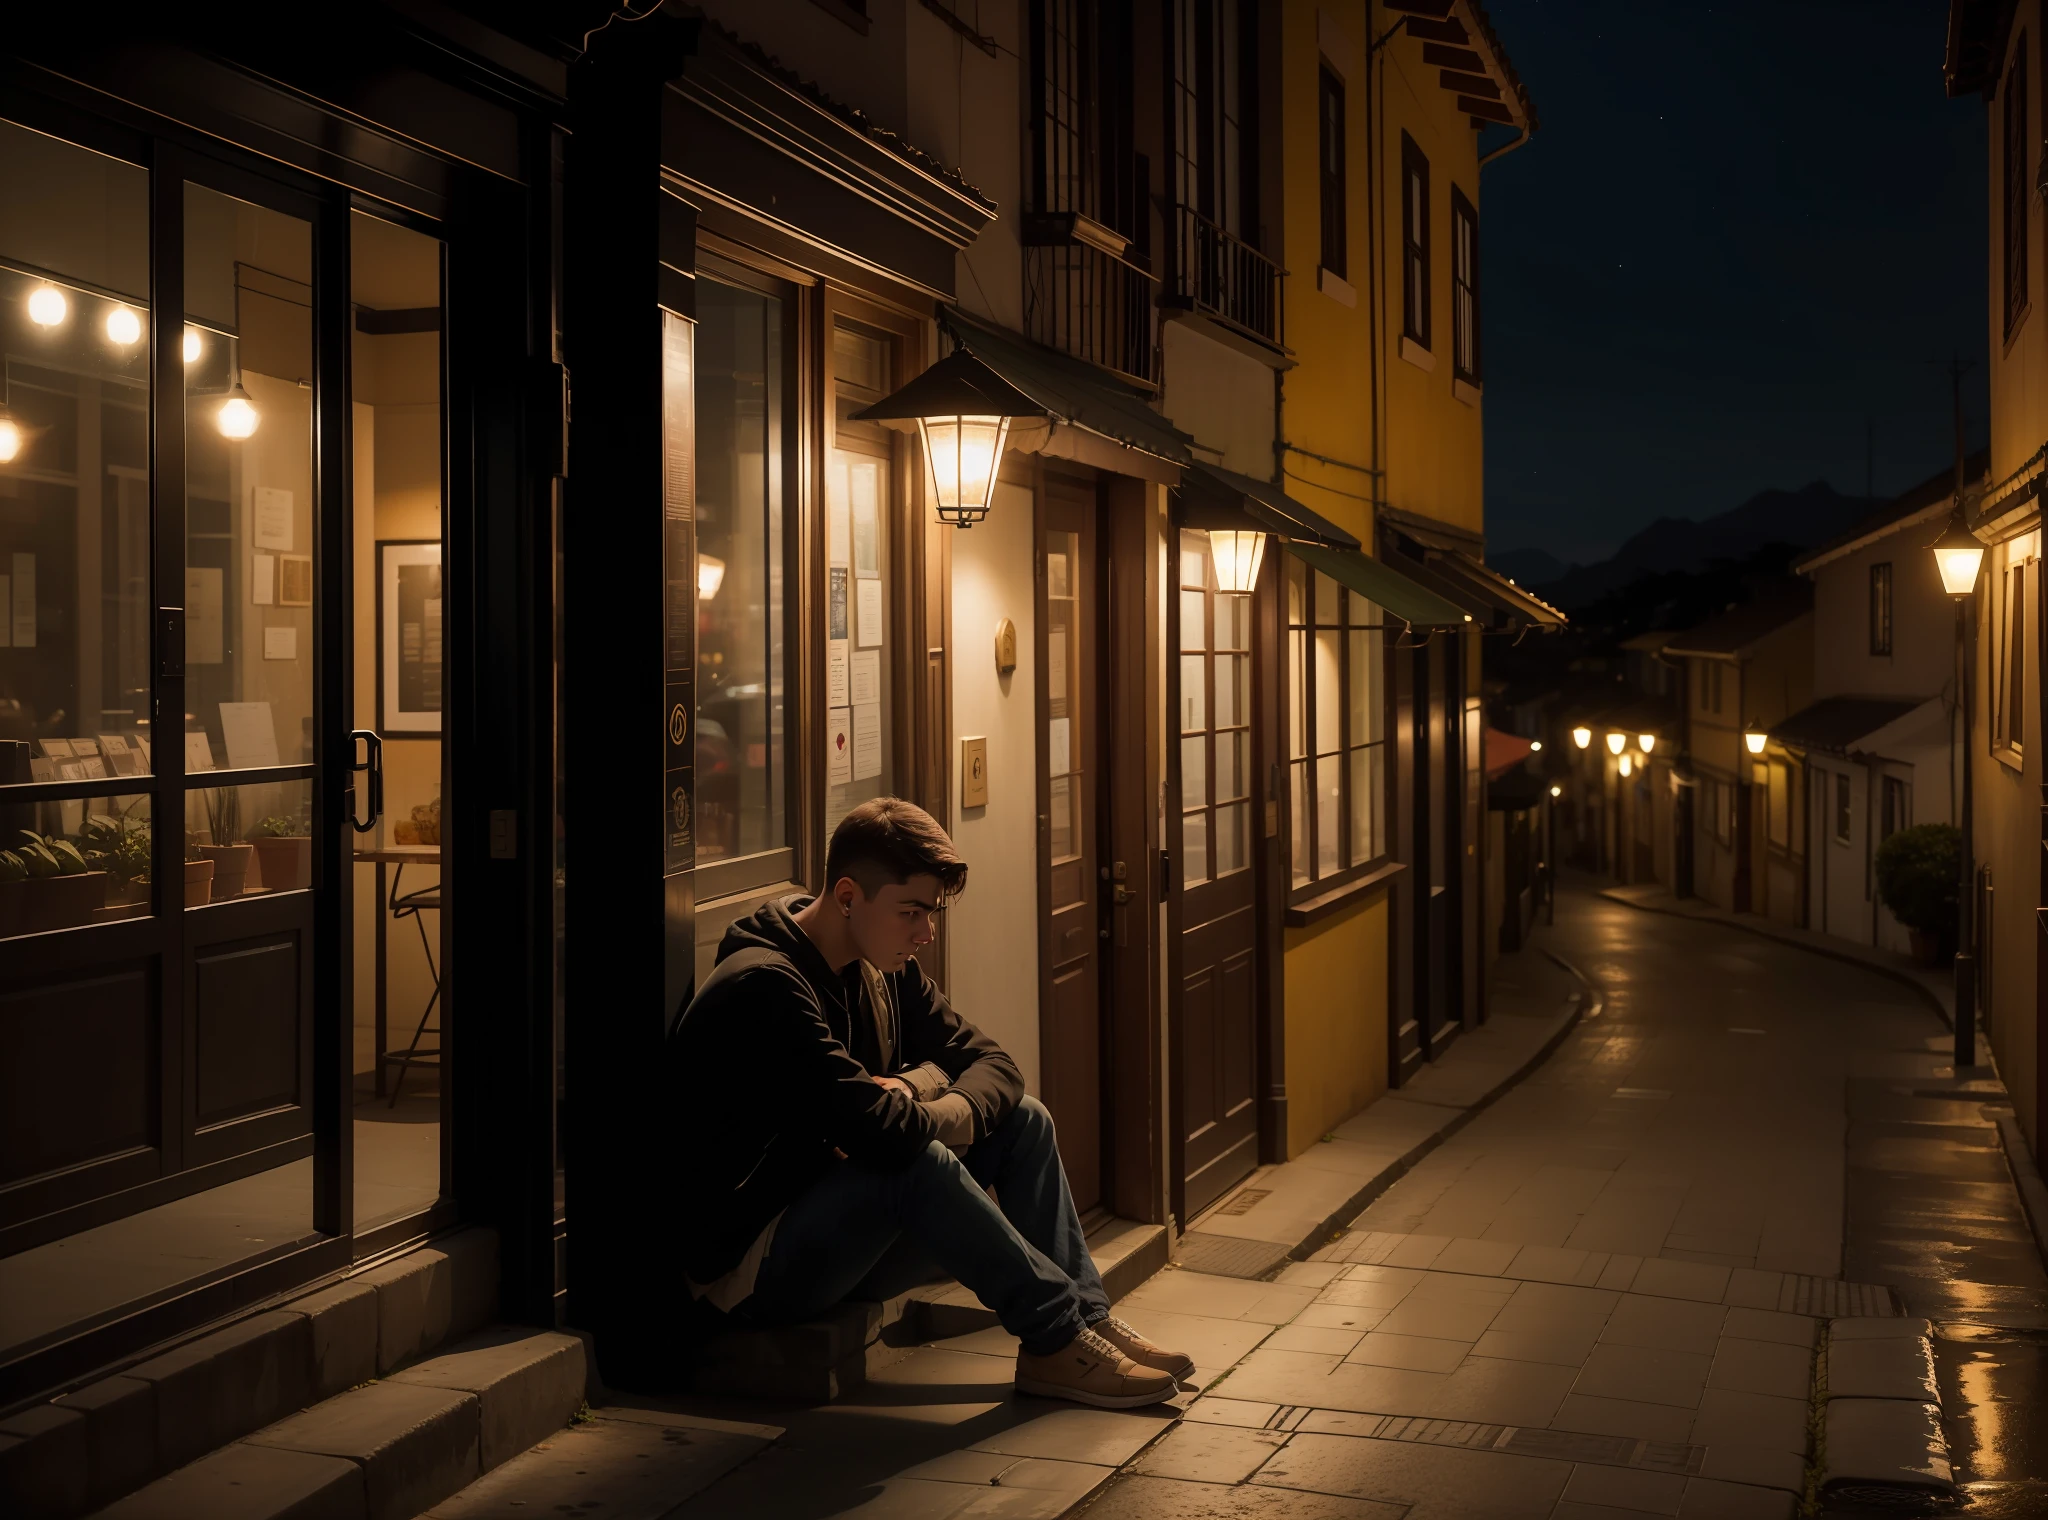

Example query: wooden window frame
[1833,770,1852,846]
[1178,530,1255,889]
[1399,131,1430,350]
[1880,774,1908,840]
[1318,65,1346,279]
[1450,186,1479,384]
[2007,39,2030,341]
[1284,555,1389,904]
[1869,561,1892,656]
[1995,551,2029,764]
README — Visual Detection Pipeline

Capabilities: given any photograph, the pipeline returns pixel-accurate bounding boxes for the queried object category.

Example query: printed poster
[828,566,848,640]
[851,460,879,578]
[252,486,294,551]
[852,702,882,781]
[827,706,852,785]
[827,638,849,708]
[856,577,884,648]
[849,648,880,706]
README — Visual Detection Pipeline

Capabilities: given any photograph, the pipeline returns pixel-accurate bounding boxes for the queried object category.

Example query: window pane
[1180,653,1207,731]
[1348,629,1381,744]
[1290,760,1311,887]
[1315,569,1342,626]
[1286,557,1307,625]
[695,279,786,866]
[1216,592,1249,651]
[1050,773,1075,861]
[1288,630,1307,760]
[1215,653,1247,728]
[1179,530,1208,588]
[1314,629,1342,755]
[1180,732,1207,809]
[1218,729,1250,802]
[1348,745,1383,866]
[1215,801,1248,876]
[0,125,152,774]
[186,777,314,901]
[825,447,894,841]
[1,790,153,937]
[1179,588,1207,652]
[1182,808,1209,886]
[1316,752,1340,878]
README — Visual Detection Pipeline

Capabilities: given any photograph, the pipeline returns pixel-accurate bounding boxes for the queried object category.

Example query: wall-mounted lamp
[1930,507,1984,599]
[1638,734,1656,755]
[1572,726,1592,750]
[1208,529,1267,594]
[26,285,67,328]
[1605,732,1626,756]
[1743,724,1768,756]
[849,347,1044,528]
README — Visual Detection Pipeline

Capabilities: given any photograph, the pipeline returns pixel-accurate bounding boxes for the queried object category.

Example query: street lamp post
[1933,506,1984,1069]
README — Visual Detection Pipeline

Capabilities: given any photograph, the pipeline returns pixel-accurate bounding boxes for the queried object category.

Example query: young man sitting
[666,796,1192,1408]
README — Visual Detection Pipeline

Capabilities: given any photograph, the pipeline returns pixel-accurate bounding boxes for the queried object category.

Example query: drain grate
[1293,1412,1706,1476]
[1175,1231,1292,1280]
[1212,1187,1272,1217]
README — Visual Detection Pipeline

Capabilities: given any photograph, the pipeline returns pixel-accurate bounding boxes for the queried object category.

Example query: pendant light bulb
[1605,732,1626,756]
[105,305,142,346]
[1638,733,1656,755]
[1572,726,1592,750]
[182,327,203,364]
[217,382,260,440]
[26,285,68,328]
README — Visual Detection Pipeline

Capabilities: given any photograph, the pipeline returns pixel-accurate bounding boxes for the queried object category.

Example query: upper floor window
[1450,187,1479,383]
[2007,39,2030,337]
[1869,561,1892,656]
[1400,132,1430,349]
[1833,772,1852,845]
[1996,548,2030,758]
[1286,556,1385,891]
[1318,66,1346,278]
[1172,0,1255,239]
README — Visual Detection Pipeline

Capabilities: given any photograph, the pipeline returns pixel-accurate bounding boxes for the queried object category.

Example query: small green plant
[75,801,154,884]
[0,850,26,884]
[1874,823,1960,937]
[203,787,241,848]
[249,811,309,840]
[18,831,88,877]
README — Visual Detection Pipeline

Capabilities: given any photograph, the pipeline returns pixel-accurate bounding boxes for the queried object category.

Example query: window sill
[1318,267,1357,308]
[1452,376,1482,408]
[1399,335,1436,372]
[1285,859,1406,927]
[1993,743,2024,774]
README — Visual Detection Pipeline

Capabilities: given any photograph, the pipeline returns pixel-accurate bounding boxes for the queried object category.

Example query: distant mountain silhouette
[1491,547,1570,588]
[1528,481,1877,611]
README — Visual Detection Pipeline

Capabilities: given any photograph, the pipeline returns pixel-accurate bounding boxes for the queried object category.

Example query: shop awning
[1178,463,1360,549]
[1284,543,1471,627]
[1427,551,1567,629]
[1484,727,1536,781]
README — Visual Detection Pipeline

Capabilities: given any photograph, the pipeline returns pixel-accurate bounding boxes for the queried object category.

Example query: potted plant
[17,830,107,931]
[248,811,312,892]
[179,832,216,906]
[198,787,253,902]
[76,804,153,905]
[1875,823,1960,965]
[0,848,26,937]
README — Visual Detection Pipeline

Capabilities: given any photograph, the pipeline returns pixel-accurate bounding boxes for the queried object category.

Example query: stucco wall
[1811,532,1954,703]
[1283,886,1391,1157]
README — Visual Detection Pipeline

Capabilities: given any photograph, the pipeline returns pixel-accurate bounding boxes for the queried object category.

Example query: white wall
[948,479,1040,1092]
[1161,323,1276,477]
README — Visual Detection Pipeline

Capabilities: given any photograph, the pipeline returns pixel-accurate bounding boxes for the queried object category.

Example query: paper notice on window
[1048,716,1071,777]
[10,553,34,647]
[263,625,298,661]
[850,648,880,706]
[856,577,884,647]
[252,552,275,605]
[185,567,224,665]
[828,459,851,568]
[185,731,216,773]
[827,637,850,707]
[827,706,853,785]
[252,486,294,551]
[1048,633,1067,702]
[828,566,848,641]
[219,701,280,770]
[852,702,882,781]
[852,460,880,578]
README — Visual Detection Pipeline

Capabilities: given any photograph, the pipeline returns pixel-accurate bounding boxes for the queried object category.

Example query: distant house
[1775,459,1986,951]
[1664,589,1815,919]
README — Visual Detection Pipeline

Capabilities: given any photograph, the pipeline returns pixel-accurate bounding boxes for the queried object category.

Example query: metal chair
[380,861,442,1106]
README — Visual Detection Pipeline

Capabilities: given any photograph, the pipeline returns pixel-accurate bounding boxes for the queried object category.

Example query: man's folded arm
[749,965,937,1165]
[896,961,1024,1141]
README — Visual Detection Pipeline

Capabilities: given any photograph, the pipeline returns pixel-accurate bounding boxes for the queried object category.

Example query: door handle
[1112,885,1135,905]
[349,729,383,834]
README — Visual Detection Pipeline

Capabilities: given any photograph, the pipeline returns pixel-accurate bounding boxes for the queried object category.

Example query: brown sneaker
[1093,1315,1198,1383]
[1015,1326,1180,1408]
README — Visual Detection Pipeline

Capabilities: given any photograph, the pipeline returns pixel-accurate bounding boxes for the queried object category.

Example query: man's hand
[873,1075,913,1097]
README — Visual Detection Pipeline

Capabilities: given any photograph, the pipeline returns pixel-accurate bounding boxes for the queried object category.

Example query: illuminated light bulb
[27,285,67,327]
[1930,508,1984,598]
[105,305,142,346]
[1529,740,1544,752]
[916,414,1010,527]
[1744,727,1768,756]
[1572,726,1592,750]
[183,327,203,364]
[698,554,726,600]
[1605,732,1626,756]
[1618,753,1633,778]
[0,412,21,464]
[1638,733,1656,754]
[1549,784,1563,798]
[1208,529,1267,594]
[216,382,260,440]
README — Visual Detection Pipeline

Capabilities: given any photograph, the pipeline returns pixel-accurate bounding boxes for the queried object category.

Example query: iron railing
[1024,237,1158,387]
[1170,203,1281,347]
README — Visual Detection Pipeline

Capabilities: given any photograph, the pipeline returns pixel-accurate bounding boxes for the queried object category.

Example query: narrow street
[627,886,2048,1520]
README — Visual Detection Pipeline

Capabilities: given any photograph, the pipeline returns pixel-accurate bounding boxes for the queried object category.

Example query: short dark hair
[825,797,968,901]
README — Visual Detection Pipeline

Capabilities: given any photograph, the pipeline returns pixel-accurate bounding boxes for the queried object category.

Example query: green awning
[1179,463,1361,548]
[1285,542,1472,627]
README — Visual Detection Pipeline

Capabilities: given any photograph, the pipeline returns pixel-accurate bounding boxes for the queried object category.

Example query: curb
[1595,888,1955,1032]
[1991,1112,2048,1274]
[1267,951,1601,1269]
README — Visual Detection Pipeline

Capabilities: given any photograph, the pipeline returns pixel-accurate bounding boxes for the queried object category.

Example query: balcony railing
[1023,220,1158,388]
[1169,204,1282,348]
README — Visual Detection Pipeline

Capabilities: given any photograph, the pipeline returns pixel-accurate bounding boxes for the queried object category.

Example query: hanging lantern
[849,346,1045,528]
[1605,732,1626,756]
[1929,506,1984,599]
[1744,723,1768,756]
[1571,726,1592,749]
[217,380,260,440]
[0,404,22,464]
[1208,529,1267,594]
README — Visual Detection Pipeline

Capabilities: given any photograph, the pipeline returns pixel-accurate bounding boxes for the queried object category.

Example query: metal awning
[1284,543,1471,627]
[1178,463,1360,549]
[1427,550,1567,629]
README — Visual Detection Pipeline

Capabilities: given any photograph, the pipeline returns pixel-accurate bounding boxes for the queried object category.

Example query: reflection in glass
[696,279,786,866]
[1182,807,1209,887]
[184,183,315,774]
[827,324,897,841]
[1216,801,1248,876]
[0,120,152,781]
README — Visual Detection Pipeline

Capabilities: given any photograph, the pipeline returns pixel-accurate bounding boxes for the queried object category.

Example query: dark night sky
[1477,0,1990,566]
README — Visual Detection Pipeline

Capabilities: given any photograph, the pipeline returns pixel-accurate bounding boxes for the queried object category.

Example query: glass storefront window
[1287,554,1386,891]
[1179,530,1252,886]
[827,322,896,842]
[695,275,788,882]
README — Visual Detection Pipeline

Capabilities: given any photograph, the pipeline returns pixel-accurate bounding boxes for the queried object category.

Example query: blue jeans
[737,1095,1109,1356]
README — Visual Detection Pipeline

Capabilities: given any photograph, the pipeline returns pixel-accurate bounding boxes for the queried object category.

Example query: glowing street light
[1638,734,1656,755]
[1744,724,1768,756]
[1572,726,1592,750]
[1605,732,1626,756]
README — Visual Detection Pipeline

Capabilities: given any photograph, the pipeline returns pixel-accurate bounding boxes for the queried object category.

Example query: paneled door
[1174,529,1258,1219]
[1039,474,1104,1212]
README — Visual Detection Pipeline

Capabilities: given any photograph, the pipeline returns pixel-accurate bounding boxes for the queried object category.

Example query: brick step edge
[84,1324,589,1520]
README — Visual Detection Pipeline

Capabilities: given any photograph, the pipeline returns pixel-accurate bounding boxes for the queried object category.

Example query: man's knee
[1005,1094,1056,1147]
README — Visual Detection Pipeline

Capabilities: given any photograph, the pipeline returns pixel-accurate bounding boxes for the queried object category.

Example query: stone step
[3,1229,500,1520]
[691,1217,1169,1402]
[85,1324,586,1520]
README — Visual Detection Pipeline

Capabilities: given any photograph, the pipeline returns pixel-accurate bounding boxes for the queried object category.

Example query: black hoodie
[663,895,1024,1287]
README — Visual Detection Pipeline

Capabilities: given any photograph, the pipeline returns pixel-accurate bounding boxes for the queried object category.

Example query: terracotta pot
[183,857,216,908]
[0,878,24,937]
[23,871,108,932]
[251,835,312,893]
[200,843,255,903]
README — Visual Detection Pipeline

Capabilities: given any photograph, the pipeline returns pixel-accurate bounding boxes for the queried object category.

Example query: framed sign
[378,540,443,736]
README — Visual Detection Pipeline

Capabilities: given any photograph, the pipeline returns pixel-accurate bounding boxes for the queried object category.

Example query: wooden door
[1039,477,1103,1212]
[1414,638,1459,1061]
[1174,530,1259,1219]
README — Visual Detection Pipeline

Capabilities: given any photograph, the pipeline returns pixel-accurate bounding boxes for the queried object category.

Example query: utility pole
[1946,356,1978,1071]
